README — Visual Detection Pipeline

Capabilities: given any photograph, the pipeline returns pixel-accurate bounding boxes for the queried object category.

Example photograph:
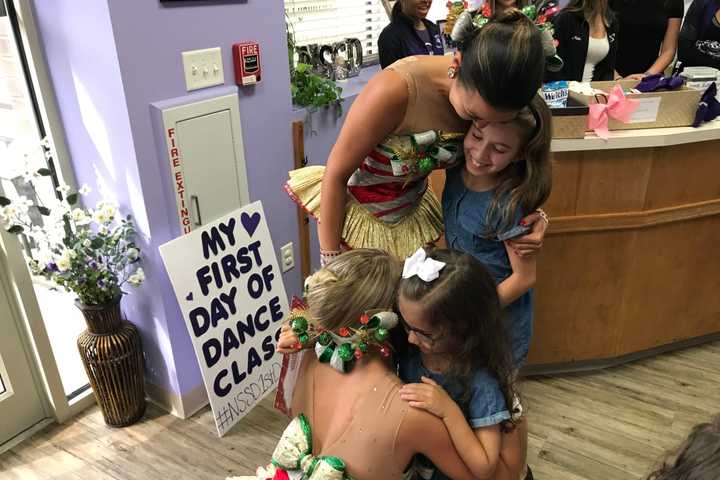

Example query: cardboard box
[551,97,589,139]
[569,80,702,131]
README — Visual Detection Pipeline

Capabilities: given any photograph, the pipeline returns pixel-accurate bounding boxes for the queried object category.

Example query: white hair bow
[402,248,446,282]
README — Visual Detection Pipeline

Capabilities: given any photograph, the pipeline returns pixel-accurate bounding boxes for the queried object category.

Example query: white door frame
[1,231,96,426]
[0,0,97,428]
[0,231,52,453]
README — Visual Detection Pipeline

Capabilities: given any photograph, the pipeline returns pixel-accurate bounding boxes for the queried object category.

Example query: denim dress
[398,348,510,480]
[442,165,534,367]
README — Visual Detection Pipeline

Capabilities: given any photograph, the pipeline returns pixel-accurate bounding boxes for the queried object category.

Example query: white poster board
[159,201,289,436]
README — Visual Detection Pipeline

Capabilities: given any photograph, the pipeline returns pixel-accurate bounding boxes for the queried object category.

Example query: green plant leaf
[37,206,51,216]
[66,193,78,205]
[37,168,52,176]
[0,196,10,207]
[8,225,24,234]
[91,237,104,249]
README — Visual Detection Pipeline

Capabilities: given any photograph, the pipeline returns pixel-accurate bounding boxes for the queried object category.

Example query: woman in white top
[545,0,619,82]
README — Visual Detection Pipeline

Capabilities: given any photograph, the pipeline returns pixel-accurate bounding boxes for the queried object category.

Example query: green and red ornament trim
[288,306,397,374]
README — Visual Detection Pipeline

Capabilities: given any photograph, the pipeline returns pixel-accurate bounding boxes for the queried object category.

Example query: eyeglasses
[398,315,442,345]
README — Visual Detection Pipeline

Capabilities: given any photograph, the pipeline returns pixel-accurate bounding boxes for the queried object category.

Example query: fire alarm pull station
[232,42,261,86]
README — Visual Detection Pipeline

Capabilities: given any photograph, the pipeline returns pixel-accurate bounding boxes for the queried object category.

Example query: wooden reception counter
[524,120,720,373]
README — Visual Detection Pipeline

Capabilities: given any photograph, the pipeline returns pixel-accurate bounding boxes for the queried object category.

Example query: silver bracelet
[536,208,549,226]
[320,249,342,267]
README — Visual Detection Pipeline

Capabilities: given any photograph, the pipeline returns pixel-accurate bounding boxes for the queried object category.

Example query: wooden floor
[2,341,719,480]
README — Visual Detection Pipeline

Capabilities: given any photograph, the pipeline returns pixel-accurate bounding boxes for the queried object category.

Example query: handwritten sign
[159,201,289,436]
[627,97,662,124]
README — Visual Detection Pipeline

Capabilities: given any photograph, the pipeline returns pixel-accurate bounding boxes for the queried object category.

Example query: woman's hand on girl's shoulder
[506,211,548,257]
[400,376,457,419]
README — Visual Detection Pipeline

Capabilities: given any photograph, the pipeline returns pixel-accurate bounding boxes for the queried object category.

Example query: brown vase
[76,296,146,427]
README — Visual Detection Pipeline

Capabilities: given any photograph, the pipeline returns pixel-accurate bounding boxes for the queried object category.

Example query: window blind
[285,0,390,62]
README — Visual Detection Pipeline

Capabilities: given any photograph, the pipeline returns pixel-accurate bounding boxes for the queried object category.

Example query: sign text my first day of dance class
[160,201,289,436]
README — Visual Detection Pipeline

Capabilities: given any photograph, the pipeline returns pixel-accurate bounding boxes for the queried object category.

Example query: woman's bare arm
[396,408,479,480]
[318,70,408,251]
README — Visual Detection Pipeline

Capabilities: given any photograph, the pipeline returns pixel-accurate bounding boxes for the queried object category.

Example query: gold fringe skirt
[285,165,443,258]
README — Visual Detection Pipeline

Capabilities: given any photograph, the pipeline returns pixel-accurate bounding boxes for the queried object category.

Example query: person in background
[545,0,619,81]
[379,0,444,69]
[494,0,527,15]
[646,415,720,479]
[612,0,684,79]
[678,0,720,70]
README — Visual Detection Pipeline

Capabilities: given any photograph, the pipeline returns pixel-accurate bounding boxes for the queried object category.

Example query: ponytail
[456,8,545,110]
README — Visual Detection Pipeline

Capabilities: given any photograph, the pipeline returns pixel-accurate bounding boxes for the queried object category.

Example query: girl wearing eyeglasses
[397,247,530,480]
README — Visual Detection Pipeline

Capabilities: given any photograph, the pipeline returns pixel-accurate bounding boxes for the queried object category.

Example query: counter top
[551,119,720,152]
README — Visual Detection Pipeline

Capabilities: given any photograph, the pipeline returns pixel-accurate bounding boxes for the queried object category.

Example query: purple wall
[30,0,372,402]
[31,0,300,397]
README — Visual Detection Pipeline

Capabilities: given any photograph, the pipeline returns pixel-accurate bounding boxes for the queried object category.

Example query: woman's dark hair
[399,248,518,430]
[563,0,614,24]
[647,416,720,480]
[458,8,545,110]
[391,1,403,21]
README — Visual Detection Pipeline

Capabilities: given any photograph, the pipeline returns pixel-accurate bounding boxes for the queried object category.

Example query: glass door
[0,245,47,447]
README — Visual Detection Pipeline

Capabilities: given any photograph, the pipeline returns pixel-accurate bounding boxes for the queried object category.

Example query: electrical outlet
[280,243,294,272]
[181,47,224,91]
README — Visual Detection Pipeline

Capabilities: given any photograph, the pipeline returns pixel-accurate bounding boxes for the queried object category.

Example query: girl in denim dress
[398,247,529,480]
[442,95,553,368]
[398,97,552,479]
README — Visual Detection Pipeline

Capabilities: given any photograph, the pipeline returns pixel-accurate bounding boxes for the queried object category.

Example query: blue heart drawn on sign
[241,211,261,237]
[186,292,193,301]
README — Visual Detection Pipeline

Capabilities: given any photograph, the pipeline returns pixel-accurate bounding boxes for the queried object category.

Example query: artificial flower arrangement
[0,139,144,306]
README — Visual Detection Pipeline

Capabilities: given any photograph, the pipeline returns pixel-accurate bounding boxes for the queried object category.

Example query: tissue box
[551,97,589,139]
[569,80,702,130]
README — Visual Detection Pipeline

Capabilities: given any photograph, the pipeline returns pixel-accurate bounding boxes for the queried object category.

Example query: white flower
[100,202,117,219]
[82,239,92,248]
[78,184,91,196]
[92,202,117,225]
[1,205,19,222]
[93,209,110,224]
[56,184,71,195]
[68,249,78,259]
[71,208,91,226]
[127,247,140,261]
[98,225,109,235]
[56,249,73,272]
[127,268,145,286]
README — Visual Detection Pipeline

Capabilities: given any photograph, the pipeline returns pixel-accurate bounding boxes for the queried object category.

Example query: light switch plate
[280,243,295,272]
[182,47,224,91]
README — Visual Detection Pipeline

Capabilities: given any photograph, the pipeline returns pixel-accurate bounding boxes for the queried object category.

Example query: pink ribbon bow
[588,84,640,139]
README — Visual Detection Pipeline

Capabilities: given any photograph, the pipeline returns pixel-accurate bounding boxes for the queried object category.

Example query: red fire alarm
[232,42,261,86]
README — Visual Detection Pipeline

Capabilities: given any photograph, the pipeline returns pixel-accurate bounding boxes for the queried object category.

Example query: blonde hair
[305,249,401,331]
